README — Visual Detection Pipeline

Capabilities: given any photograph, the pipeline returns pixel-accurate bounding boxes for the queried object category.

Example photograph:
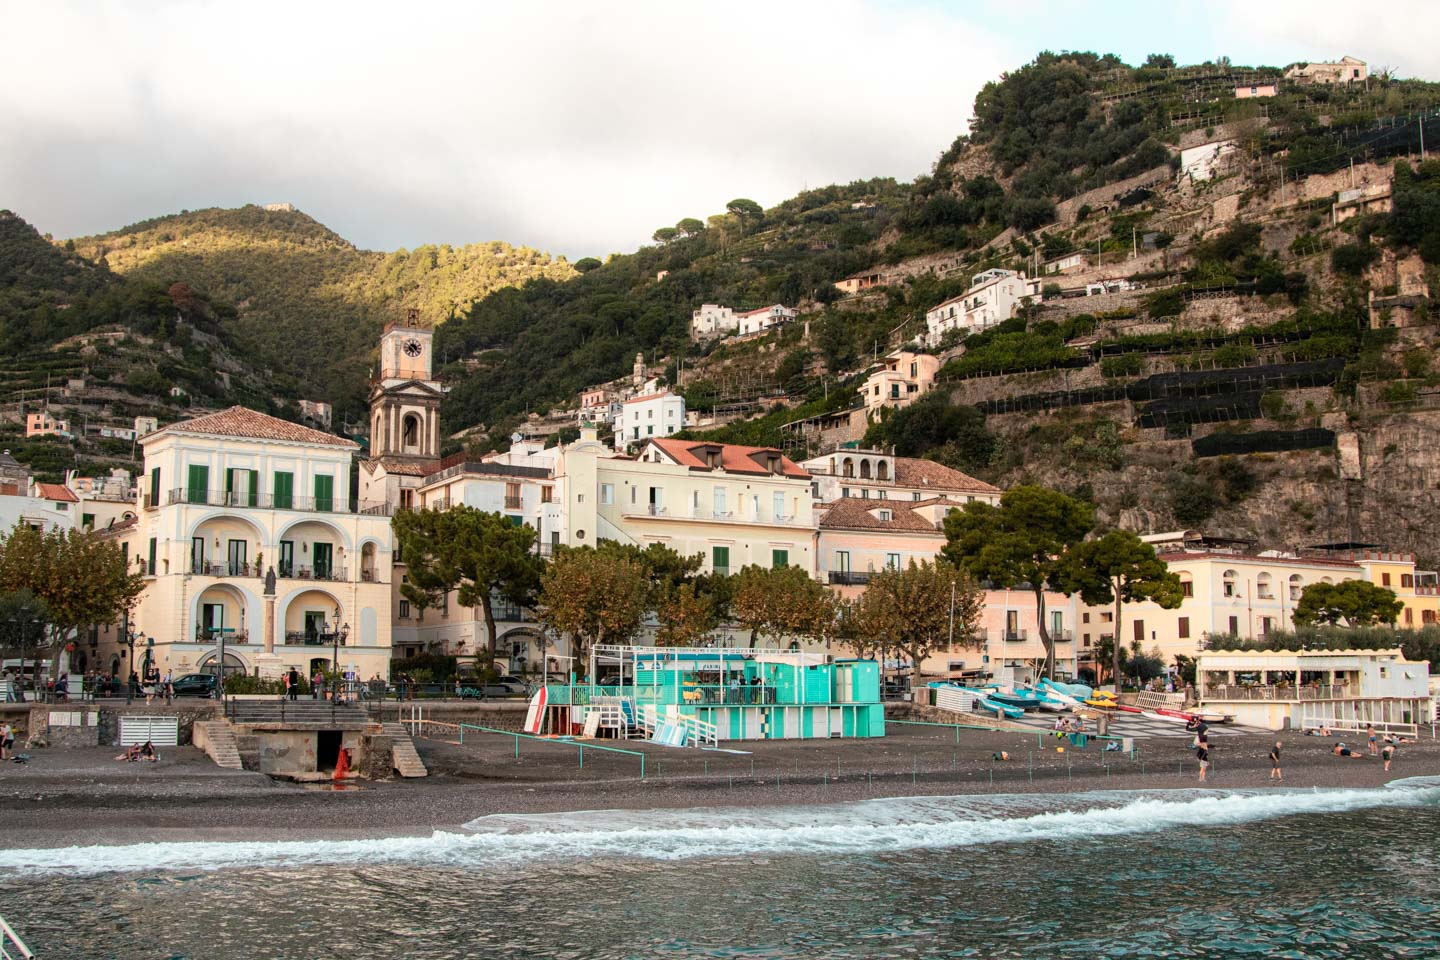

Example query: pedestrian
[129,670,140,700]
[287,667,300,701]
[311,670,324,701]
[0,721,10,760]
[1367,725,1378,756]
[1382,740,1396,772]
[163,670,173,704]
[1268,740,1283,782]
[1196,736,1210,782]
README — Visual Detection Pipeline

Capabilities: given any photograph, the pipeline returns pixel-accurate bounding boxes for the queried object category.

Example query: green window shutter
[225,468,234,497]
[772,549,788,568]
[314,474,333,512]
[149,468,160,504]
[82,513,95,529]
[248,469,260,507]
[712,546,730,574]
[273,472,293,510]
[147,537,157,574]
[187,465,208,504]
[507,515,523,527]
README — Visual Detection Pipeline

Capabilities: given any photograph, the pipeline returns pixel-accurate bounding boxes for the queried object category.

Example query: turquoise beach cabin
[541,645,886,743]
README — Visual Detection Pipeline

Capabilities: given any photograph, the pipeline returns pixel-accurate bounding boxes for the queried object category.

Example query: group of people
[1330,724,1405,771]
[1051,716,1086,734]
[114,740,158,763]
[1198,720,1407,783]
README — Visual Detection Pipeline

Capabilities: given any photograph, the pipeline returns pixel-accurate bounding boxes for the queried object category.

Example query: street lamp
[122,617,146,704]
[7,614,41,703]
[330,615,349,699]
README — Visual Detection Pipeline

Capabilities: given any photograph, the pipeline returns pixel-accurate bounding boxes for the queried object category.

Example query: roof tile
[153,406,357,448]
[818,497,944,532]
[35,482,79,503]
[646,437,809,479]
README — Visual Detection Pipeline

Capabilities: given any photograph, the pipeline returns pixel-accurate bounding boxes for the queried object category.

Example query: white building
[691,304,737,340]
[925,269,1039,346]
[616,392,686,450]
[1179,139,1237,182]
[1284,56,1367,86]
[735,305,798,336]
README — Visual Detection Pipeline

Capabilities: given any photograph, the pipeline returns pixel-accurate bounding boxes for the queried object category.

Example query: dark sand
[2,725,1435,848]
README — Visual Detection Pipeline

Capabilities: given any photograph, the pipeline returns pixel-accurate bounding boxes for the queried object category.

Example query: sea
[1,780,1438,959]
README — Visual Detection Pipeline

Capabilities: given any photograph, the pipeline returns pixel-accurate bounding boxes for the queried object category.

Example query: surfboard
[523,687,547,735]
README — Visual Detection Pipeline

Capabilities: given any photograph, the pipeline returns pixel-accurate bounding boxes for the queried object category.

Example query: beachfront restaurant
[541,645,885,742]
[1196,648,1432,733]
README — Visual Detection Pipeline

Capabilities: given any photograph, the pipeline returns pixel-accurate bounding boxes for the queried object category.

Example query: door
[273,471,294,510]
[226,468,258,507]
[1006,610,1019,640]
[279,541,295,578]
[312,543,333,579]
[313,474,334,513]
[191,536,206,575]
[304,611,326,642]
[648,486,662,514]
[186,464,209,504]
[227,539,247,576]
[1051,610,1064,638]
[1133,619,1145,644]
[202,603,224,641]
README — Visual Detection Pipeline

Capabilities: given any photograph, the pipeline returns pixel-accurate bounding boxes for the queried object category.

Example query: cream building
[799,449,1000,506]
[1284,56,1367,85]
[358,319,448,512]
[616,392,686,450]
[104,407,395,681]
[860,351,940,416]
[556,433,814,576]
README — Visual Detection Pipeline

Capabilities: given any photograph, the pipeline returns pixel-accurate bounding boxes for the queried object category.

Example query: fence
[454,722,647,778]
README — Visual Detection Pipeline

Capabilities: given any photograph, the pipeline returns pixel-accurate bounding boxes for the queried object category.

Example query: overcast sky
[2,1,1436,260]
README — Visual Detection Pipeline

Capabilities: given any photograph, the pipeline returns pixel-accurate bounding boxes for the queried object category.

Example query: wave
[1,785,1435,877]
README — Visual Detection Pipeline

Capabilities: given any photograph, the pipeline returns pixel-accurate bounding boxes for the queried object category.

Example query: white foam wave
[1,786,1434,877]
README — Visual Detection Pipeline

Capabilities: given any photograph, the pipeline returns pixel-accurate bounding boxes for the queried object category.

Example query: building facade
[859,351,941,416]
[925,269,1039,346]
[616,392,686,450]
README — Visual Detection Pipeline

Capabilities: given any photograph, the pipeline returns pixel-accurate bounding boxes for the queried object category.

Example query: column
[264,597,275,654]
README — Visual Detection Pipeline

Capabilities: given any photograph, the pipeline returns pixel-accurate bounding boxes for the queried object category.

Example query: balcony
[828,571,871,586]
[166,488,392,516]
[191,561,262,578]
[195,628,249,644]
[285,631,349,646]
[1002,630,1029,642]
[1205,683,1349,701]
[504,495,523,509]
[1052,629,1074,642]
[277,565,348,583]
[621,505,810,528]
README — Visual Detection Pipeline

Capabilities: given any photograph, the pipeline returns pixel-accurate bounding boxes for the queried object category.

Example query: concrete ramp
[382,722,428,778]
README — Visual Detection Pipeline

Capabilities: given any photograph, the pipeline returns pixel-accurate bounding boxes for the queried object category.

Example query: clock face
[402,339,424,358]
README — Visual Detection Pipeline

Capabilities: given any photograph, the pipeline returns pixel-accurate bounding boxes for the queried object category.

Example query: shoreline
[2,727,1436,850]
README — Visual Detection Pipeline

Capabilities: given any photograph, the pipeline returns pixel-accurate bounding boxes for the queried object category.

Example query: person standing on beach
[1367,725,1378,756]
[1196,732,1210,782]
[0,721,10,760]
[1382,740,1396,772]
[1269,741,1283,782]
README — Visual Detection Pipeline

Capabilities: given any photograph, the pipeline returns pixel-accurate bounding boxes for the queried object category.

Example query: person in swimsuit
[1196,737,1210,782]
[1269,741,1283,782]
[1367,725,1378,756]
[1382,741,1396,772]
[1332,743,1364,758]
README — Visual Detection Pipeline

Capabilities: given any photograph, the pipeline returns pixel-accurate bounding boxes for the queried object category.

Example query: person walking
[1196,730,1210,783]
[162,671,173,704]
[311,670,324,701]
[1268,740,1283,782]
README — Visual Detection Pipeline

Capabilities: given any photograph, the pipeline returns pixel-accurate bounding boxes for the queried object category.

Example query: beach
[2,723,1435,849]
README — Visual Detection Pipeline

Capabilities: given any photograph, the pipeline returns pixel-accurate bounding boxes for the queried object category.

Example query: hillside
[67,205,576,418]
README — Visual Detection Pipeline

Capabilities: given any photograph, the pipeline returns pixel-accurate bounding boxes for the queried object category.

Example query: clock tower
[368,315,444,462]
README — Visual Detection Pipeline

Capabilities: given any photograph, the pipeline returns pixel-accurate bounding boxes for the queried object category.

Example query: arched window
[402,414,421,451]
[1289,574,1304,601]
[1256,572,1273,600]
[876,460,890,481]
[859,460,872,480]
[841,458,854,478]
[1222,570,1238,598]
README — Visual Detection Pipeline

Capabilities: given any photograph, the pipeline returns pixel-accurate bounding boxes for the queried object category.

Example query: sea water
[1,781,1438,958]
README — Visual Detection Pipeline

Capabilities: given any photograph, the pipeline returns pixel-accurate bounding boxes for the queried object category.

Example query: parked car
[170,673,218,697]
[457,676,529,698]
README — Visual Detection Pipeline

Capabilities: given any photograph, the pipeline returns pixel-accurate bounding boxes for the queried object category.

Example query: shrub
[1101,354,1144,378]
[1331,241,1379,277]
[1145,288,1186,318]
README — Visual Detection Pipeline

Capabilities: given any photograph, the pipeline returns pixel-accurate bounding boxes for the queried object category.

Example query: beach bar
[540,645,885,742]
[1196,648,1433,733]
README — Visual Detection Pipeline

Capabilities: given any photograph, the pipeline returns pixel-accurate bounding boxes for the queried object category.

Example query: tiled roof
[35,482,79,503]
[646,437,809,479]
[893,458,1000,495]
[736,304,782,317]
[1157,551,1363,569]
[154,406,357,448]
[818,497,945,533]
[95,516,138,540]
[369,457,440,477]
[622,392,678,406]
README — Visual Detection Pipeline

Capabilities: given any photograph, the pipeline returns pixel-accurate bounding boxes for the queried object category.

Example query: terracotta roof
[368,457,440,477]
[818,497,945,533]
[736,304,784,317]
[645,437,809,479]
[94,516,138,540]
[893,458,1001,495]
[153,406,357,448]
[35,482,79,503]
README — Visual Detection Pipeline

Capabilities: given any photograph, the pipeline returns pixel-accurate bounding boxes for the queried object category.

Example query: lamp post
[122,618,146,704]
[330,615,349,699]
[7,614,41,703]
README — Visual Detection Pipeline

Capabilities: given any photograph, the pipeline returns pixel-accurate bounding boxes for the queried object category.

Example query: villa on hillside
[859,351,940,416]
[1284,56,1367,85]
[925,269,1039,346]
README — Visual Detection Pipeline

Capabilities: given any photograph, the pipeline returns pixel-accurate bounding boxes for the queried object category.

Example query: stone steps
[382,722,428,778]
[228,700,371,728]
[193,720,244,770]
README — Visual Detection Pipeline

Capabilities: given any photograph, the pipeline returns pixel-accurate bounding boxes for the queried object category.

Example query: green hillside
[67,205,576,419]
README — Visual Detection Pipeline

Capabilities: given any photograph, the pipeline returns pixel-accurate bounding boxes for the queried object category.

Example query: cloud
[0,0,1019,257]
[1210,0,1440,78]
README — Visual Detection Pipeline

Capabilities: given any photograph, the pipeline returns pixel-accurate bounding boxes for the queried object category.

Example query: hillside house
[859,351,940,415]
[735,304,798,336]
[616,392,686,450]
[1284,56,1367,85]
[25,411,70,439]
[691,304,738,339]
[925,269,1039,346]
[834,270,884,296]
[799,449,1000,506]
[1179,139,1237,182]
[1234,83,1278,98]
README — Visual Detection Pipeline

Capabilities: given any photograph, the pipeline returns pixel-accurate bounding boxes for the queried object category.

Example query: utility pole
[1422,113,1427,162]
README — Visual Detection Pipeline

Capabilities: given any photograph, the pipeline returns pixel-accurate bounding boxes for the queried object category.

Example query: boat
[1035,679,1084,709]
[929,682,1024,720]
[1017,686,1068,712]
[1141,710,1190,725]
[986,690,1044,710]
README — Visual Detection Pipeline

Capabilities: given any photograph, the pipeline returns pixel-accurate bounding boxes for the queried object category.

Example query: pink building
[1234,83,1278,99]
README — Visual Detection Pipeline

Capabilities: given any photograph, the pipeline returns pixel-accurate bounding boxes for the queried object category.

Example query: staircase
[382,722,428,778]
[193,720,244,770]
[227,699,371,728]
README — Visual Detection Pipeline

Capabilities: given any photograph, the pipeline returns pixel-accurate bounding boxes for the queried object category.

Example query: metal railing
[620,505,810,527]
[1002,630,1029,642]
[190,561,262,578]
[276,565,348,582]
[1205,683,1349,701]
[828,571,871,585]
[456,722,646,779]
[284,631,348,646]
[165,488,392,515]
[503,495,523,509]
[196,629,249,644]
[0,915,33,960]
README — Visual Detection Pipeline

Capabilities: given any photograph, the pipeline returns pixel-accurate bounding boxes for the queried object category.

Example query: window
[1382,572,1392,586]
[147,537,157,575]
[835,551,851,573]
[647,425,653,435]
[886,553,901,570]
[773,491,785,519]
[1289,574,1303,600]
[1404,608,1413,625]
[149,468,161,505]
[1401,574,1413,589]
[842,488,851,498]
[772,549,788,568]
[186,464,209,504]
[1228,616,1238,634]
[1082,634,1090,646]
[1222,570,1237,597]
[877,509,892,521]
[1180,578,1194,598]
[712,546,730,575]
[1100,612,1113,623]
[1178,617,1190,639]
[1260,617,1273,635]
[713,487,727,515]
[399,600,410,619]
[541,486,553,504]
[913,492,921,501]
[1256,573,1272,600]
[861,489,869,499]
[647,409,653,419]
[1082,612,1090,624]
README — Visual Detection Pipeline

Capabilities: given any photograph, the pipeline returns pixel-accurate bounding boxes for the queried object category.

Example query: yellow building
[100,407,395,682]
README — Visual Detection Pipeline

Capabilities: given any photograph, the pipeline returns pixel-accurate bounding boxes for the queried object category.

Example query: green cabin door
[186,465,209,504]
[312,542,332,579]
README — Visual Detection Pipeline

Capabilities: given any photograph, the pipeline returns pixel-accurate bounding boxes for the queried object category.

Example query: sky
[2,0,1437,260]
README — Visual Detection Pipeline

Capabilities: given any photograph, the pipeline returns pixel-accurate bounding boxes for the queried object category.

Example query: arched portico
[186,513,268,577]
[190,582,262,646]
[277,587,345,649]
[275,518,352,581]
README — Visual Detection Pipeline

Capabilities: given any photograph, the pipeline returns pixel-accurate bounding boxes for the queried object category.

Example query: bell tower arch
[368,313,443,461]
